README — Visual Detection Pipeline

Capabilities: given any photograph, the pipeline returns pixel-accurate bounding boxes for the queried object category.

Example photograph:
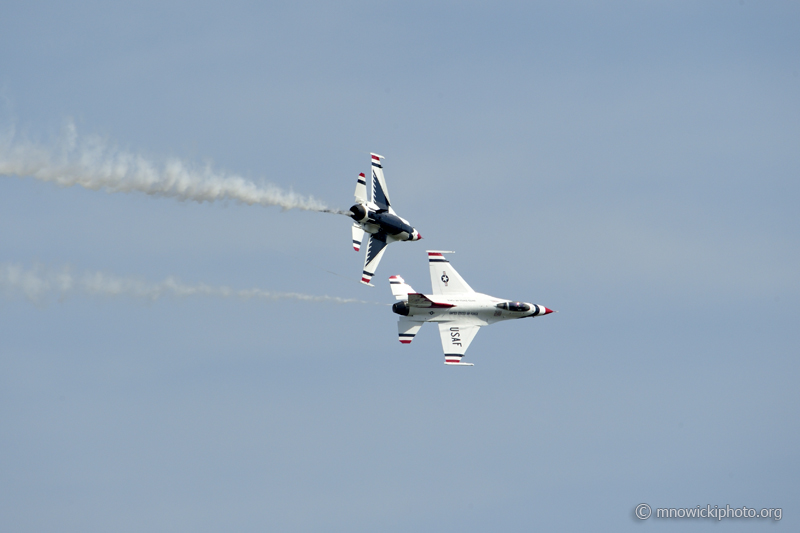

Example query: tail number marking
[450,326,462,347]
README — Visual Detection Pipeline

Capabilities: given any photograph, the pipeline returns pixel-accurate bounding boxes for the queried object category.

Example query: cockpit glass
[496,302,530,312]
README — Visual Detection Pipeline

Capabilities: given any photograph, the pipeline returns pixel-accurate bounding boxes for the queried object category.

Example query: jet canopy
[496,301,531,312]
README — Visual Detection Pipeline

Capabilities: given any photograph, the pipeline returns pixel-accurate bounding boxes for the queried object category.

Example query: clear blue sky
[1,1,798,531]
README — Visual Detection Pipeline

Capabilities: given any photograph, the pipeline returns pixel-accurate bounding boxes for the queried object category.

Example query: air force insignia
[441,272,449,285]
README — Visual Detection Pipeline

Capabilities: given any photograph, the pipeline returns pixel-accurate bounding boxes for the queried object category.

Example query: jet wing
[438,322,480,366]
[370,153,391,210]
[361,232,389,285]
[427,251,475,295]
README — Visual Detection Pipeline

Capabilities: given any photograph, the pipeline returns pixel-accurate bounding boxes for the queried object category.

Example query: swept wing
[361,232,389,285]
[369,153,392,211]
[438,322,480,366]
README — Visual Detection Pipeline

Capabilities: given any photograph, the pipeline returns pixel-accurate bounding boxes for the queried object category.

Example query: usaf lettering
[450,326,462,347]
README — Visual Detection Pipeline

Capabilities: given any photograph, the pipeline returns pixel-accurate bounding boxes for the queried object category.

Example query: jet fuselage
[350,203,421,242]
[392,293,551,326]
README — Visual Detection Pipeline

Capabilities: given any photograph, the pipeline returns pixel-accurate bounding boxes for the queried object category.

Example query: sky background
[1,1,799,531]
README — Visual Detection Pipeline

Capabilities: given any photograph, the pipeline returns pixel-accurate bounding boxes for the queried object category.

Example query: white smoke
[0,122,347,214]
[0,263,375,306]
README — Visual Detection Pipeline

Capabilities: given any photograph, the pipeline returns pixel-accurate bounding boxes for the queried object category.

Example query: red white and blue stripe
[428,252,448,263]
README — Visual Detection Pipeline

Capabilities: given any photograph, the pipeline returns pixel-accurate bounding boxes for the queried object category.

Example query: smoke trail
[0,263,376,305]
[0,122,348,214]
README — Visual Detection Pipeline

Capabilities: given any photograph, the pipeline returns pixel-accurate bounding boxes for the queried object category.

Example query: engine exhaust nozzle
[350,204,367,222]
[392,301,410,316]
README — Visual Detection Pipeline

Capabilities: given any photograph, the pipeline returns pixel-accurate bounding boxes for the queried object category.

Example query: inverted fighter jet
[349,153,421,285]
[389,251,554,366]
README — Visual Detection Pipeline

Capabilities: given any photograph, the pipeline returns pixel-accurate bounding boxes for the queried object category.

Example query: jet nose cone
[412,230,422,240]
[543,307,554,315]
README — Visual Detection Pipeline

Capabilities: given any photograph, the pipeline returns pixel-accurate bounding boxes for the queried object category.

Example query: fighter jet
[389,251,554,366]
[349,153,422,285]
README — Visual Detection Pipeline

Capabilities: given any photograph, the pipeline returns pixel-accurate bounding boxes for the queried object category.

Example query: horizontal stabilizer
[389,275,416,300]
[352,223,364,252]
[444,361,474,367]
[397,316,423,344]
[354,172,367,203]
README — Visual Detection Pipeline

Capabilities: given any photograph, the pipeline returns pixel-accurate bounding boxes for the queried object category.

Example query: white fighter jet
[389,251,554,366]
[349,153,422,285]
